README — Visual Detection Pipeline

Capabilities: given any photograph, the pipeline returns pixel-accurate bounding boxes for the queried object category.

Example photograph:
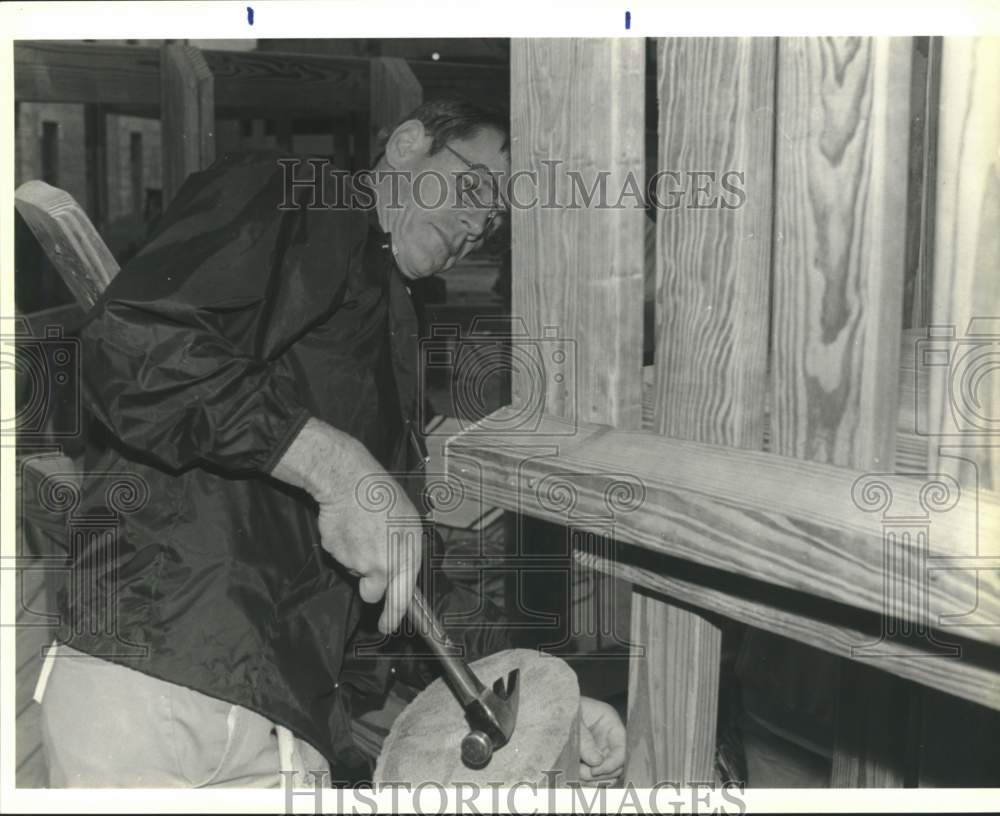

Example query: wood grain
[772,38,912,470]
[927,37,1000,494]
[627,38,776,787]
[509,37,644,707]
[581,550,1000,713]
[510,39,645,431]
[445,410,1000,647]
[628,588,720,784]
[160,45,215,207]
[374,649,580,786]
[369,57,422,161]
[14,181,120,312]
[652,38,774,449]
[772,37,915,786]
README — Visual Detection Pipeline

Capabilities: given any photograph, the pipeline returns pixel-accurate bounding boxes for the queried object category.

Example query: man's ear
[384,119,432,168]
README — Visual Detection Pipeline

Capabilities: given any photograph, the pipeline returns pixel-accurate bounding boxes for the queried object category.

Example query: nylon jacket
[63,152,422,774]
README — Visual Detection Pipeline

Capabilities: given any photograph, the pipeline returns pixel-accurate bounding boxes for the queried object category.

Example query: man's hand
[578,696,626,784]
[271,418,422,634]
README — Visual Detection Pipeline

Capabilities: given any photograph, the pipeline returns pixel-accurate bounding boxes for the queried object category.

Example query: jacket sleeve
[80,152,364,474]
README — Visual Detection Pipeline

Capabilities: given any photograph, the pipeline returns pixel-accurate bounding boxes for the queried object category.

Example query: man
[39,99,625,787]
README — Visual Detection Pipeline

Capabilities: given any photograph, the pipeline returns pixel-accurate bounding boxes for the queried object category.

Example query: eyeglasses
[442,143,507,241]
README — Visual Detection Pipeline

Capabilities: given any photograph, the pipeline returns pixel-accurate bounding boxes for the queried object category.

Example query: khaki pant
[39,646,330,788]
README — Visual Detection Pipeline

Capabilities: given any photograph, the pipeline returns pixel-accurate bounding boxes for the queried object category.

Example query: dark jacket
[63,152,422,774]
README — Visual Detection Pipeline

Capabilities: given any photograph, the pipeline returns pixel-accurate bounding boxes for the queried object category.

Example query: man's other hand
[578,696,626,784]
[271,418,422,634]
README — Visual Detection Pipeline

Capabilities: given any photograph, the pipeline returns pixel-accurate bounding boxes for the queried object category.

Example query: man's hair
[375,97,510,159]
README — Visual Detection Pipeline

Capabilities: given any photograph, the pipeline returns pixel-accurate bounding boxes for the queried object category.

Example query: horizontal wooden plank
[14,42,509,118]
[580,549,1000,712]
[15,41,368,117]
[446,407,1000,646]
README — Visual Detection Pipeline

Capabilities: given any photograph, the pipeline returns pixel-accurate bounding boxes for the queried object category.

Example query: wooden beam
[926,37,1000,494]
[14,181,120,312]
[160,44,216,206]
[508,36,645,739]
[510,38,645,430]
[771,37,915,786]
[369,57,422,162]
[580,550,1000,713]
[652,38,774,450]
[14,42,369,118]
[445,410,1000,648]
[627,37,776,787]
[772,37,912,471]
[13,43,506,121]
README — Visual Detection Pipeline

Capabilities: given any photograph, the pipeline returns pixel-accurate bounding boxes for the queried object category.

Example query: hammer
[408,586,520,768]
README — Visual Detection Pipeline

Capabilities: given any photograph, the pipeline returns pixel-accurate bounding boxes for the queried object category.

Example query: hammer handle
[408,586,486,706]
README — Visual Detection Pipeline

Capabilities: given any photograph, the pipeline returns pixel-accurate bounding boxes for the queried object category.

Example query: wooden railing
[445,36,1000,787]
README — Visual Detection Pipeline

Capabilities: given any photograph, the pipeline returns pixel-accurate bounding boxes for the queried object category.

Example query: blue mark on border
[247,6,254,25]
[625,10,631,29]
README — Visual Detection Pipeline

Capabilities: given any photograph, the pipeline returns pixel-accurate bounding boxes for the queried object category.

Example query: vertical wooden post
[926,37,1000,494]
[918,36,1000,787]
[510,39,644,431]
[771,36,914,787]
[369,57,422,163]
[627,38,775,786]
[160,44,215,206]
[511,34,644,773]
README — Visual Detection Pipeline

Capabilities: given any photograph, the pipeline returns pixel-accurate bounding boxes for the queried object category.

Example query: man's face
[382,124,510,280]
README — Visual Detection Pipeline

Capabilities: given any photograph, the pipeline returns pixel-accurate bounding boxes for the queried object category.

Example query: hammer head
[460,668,520,769]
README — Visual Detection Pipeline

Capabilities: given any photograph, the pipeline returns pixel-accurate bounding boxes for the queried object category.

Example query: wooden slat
[160,45,216,207]
[627,37,776,787]
[772,36,915,787]
[926,37,1000,493]
[628,587,720,783]
[510,36,644,679]
[642,330,931,470]
[445,410,1000,646]
[510,38,644,430]
[369,57,422,162]
[14,42,369,118]
[652,38,774,450]
[772,37,912,470]
[15,181,120,312]
[903,38,942,331]
[581,551,1000,713]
